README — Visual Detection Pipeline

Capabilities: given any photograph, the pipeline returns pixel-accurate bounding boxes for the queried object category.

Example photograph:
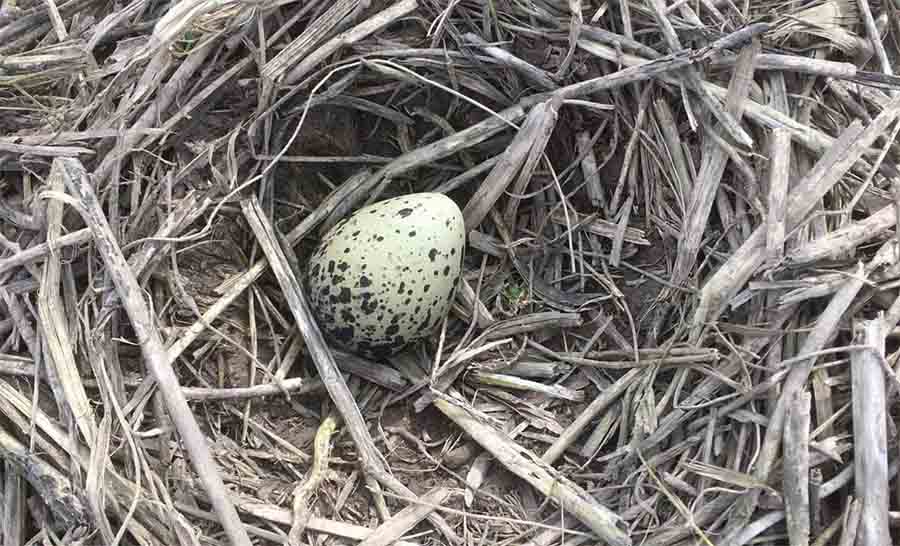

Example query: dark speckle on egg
[337,287,351,303]
[306,193,465,358]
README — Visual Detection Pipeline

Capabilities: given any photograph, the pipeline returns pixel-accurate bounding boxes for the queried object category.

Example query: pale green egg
[307,193,466,358]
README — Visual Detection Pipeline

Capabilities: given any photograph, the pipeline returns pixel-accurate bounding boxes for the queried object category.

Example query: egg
[306,193,466,358]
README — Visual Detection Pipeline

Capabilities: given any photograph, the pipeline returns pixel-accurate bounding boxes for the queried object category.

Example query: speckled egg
[306,193,466,358]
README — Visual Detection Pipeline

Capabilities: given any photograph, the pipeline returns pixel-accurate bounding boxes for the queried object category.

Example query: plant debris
[1,0,900,545]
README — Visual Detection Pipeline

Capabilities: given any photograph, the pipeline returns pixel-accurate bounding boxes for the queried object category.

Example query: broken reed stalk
[462,96,559,231]
[720,263,867,545]
[850,318,891,546]
[222,499,420,546]
[783,391,811,546]
[356,487,452,546]
[691,94,900,344]
[765,128,791,266]
[262,0,364,82]
[542,367,641,464]
[54,158,254,546]
[838,499,863,546]
[38,159,96,445]
[434,393,631,546]
[670,38,759,289]
[463,32,557,91]
[0,425,88,529]
[785,204,896,266]
[469,371,584,401]
[284,0,419,84]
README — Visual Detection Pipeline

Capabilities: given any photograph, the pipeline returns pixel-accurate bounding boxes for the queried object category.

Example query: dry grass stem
[435,393,631,546]
[851,318,891,545]
[766,128,792,267]
[56,158,254,546]
[784,390,812,546]
[356,487,452,546]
